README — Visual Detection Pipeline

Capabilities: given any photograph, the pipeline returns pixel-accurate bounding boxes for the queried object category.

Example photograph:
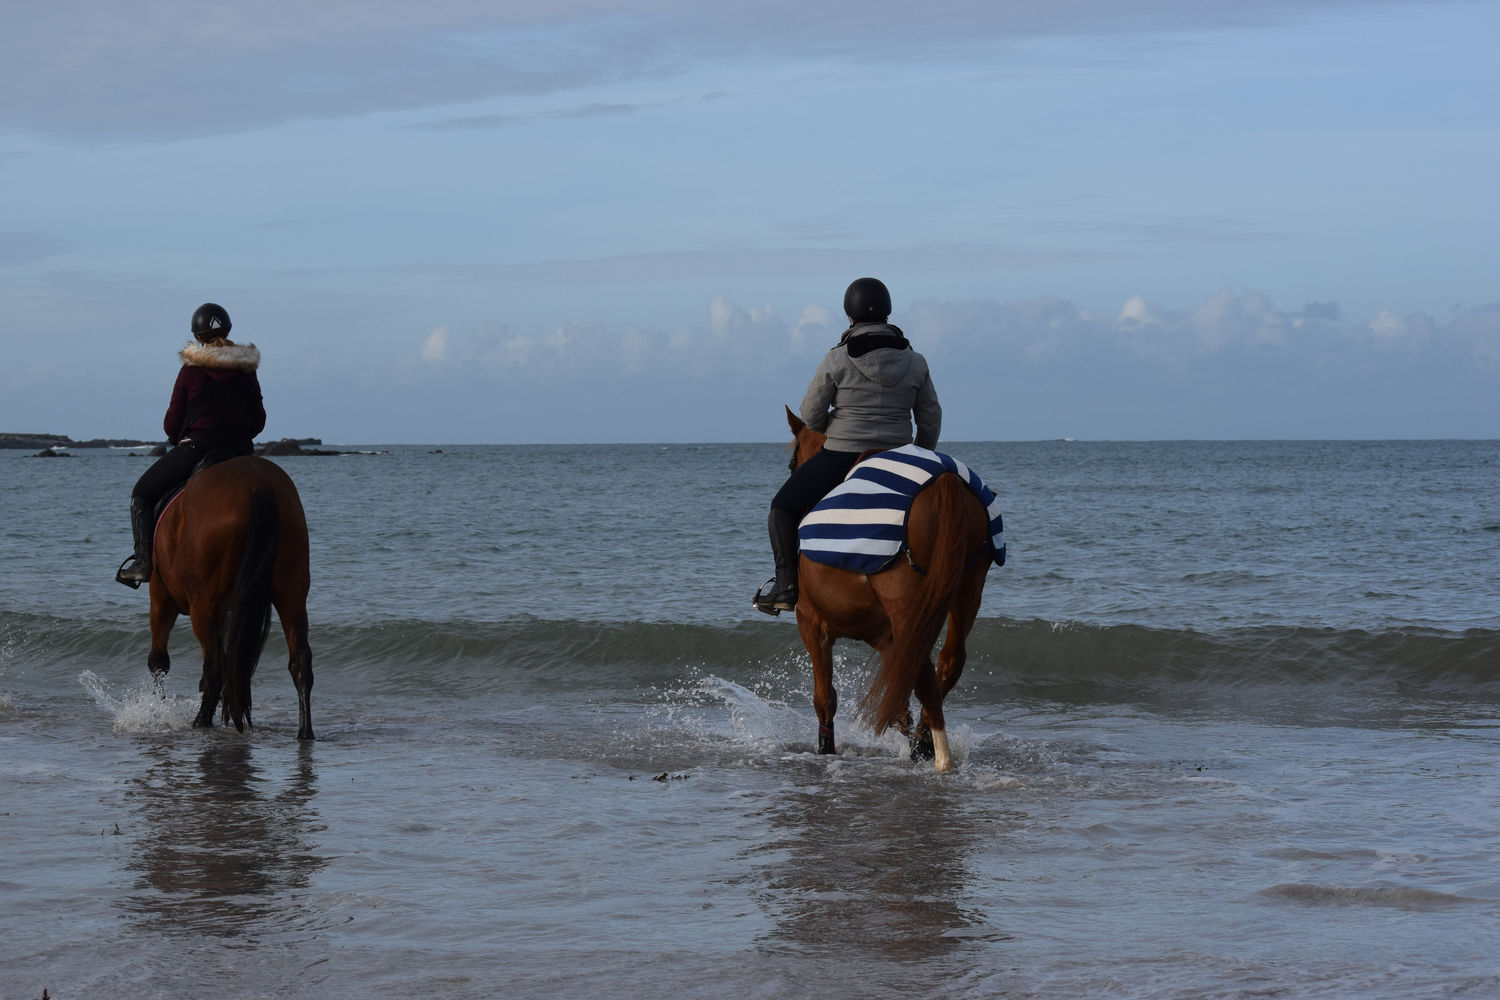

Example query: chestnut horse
[785,408,991,772]
[146,455,314,740]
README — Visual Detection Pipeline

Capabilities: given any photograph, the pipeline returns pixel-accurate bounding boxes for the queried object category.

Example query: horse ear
[785,405,805,436]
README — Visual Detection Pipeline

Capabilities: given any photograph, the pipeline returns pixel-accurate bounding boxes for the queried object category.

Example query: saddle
[116,448,242,589]
[153,448,238,520]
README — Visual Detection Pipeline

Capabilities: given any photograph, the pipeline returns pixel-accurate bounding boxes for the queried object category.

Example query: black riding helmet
[191,302,232,341]
[843,277,891,322]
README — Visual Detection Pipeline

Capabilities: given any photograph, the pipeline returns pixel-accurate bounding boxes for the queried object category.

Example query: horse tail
[220,488,278,732]
[860,475,975,734]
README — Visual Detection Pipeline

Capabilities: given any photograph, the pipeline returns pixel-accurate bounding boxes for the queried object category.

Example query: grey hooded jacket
[799,322,941,454]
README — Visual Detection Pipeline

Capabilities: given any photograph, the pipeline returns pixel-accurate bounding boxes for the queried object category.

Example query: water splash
[78,670,195,733]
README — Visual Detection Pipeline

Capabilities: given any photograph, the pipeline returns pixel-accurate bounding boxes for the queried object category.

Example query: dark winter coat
[163,340,266,448]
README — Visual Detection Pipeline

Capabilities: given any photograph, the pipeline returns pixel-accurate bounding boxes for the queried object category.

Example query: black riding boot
[753,508,801,616]
[115,496,154,589]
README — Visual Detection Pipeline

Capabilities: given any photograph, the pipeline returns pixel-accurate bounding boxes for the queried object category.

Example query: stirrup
[752,578,795,617]
[115,555,148,590]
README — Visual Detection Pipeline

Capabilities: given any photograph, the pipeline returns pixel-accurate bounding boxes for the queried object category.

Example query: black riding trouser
[771,447,862,517]
[131,439,252,507]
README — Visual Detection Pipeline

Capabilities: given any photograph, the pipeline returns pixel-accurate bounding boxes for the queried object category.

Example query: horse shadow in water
[121,738,324,938]
[784,408,996,772]
[146,455,314,740]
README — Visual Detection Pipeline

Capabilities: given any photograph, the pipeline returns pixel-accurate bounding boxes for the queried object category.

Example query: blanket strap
[904,545,927,576]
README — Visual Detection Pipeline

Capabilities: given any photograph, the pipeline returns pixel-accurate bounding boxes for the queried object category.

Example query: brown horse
[785,407,991,772]
[146,455,314,740]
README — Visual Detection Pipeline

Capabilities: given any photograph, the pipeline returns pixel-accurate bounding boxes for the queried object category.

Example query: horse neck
[795,430,826,467]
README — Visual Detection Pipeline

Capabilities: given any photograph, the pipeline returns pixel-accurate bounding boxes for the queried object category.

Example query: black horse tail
[220,488,278,732]
[860,474,975,734]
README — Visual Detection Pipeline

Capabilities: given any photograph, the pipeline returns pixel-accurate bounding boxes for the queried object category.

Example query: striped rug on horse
[798,445,1006,575]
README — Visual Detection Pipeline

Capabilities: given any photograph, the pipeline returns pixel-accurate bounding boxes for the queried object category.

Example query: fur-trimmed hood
[180,340,260,372]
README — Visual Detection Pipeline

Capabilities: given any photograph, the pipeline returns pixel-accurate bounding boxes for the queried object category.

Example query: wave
[5,609,1496,701]
[1260,883,1479,910]
[968,618,1500,693]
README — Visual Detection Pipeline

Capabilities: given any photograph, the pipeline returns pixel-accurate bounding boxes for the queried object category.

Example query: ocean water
[2,440,1498,999]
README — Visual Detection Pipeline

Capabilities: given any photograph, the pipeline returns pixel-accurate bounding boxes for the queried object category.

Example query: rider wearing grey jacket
[799,321,941,454]
[754,277,942,615]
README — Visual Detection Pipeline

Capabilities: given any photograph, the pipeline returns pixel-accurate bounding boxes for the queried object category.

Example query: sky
[1,0,1497,443]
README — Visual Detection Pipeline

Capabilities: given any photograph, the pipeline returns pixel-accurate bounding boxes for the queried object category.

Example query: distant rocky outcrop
[6,432,377,457]
[1,433,156,450]
[256,438,351,457]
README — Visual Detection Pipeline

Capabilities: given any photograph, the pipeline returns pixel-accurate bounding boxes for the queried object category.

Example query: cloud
[1189,288,1286,349]
[14,280,1496,443]
[792,304,837,354]
[1445,303,1500,364]
[422,287,1477,390]
[1367,308,1437,344]
[708,295,781,341]
[1,0,1441,139]
[470,321,547,368]
[449,244,1118,288]
[1117,295,1160,327]
[906,288,1500,373]
[420,326,450,363]
[409,100,648,131]
[1300,301,1341,323]
[403,293,829,388]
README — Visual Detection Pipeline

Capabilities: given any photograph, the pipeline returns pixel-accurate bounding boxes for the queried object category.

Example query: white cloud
[1367,308,1436,343]
[1187,288,1287,349]
[707,295,737,340]
[707,295,785,344]
[1117,295,1159,326]
[420,326,449,363]
[792,303,836,354]
[499,334,534,366]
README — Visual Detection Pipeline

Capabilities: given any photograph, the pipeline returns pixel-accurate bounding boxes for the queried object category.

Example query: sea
[2,439,1498,999]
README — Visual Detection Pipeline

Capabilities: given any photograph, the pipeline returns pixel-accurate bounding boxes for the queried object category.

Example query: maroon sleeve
[246,372,266,439]
[163,367,195,444]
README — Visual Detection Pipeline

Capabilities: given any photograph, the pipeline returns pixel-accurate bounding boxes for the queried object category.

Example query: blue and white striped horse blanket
[798,445,1006,574]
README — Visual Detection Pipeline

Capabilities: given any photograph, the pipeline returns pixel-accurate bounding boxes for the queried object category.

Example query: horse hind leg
[279,607,314,741]
[911,657,952,772]
[188,608,222,729]
[195,664,222,728]
[935,561,986,701]
[909,655,938,763]
[914,563,986,767]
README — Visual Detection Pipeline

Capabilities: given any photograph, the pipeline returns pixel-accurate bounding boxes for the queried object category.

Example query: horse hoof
[817,724,835,754]
[910,738,935,762]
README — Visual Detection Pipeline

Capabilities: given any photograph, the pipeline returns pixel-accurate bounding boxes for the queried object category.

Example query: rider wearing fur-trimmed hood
[115,304,267,589]
[164,336,265,447]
